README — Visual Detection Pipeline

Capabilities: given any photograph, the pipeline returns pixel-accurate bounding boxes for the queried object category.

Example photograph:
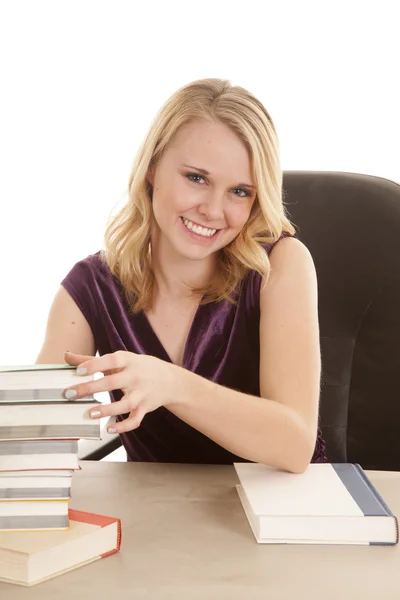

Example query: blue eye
[187,173,206,184]
[232,188,250,198]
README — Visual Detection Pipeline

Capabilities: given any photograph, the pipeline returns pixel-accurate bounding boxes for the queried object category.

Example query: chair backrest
[283,171,400,470]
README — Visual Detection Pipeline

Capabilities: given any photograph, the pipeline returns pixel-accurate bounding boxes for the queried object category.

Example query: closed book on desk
[0,509,122,586]
[234,462,399,545]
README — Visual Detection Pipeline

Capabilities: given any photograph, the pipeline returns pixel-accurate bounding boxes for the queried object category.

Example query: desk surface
[2,462,400,599]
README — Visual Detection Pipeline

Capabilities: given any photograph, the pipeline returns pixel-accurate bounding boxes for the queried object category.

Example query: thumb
[64,351,95,366]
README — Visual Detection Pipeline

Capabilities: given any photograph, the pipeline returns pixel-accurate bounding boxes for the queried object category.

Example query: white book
[1,403,98,425]
[0,475,72,490]
[0,479,72,500]
[0,500,68,517]
[0,365,94,390]
[0,499,69,531]
[0,402,101,441]
[0,470,74,478]
[0,453,80,472]
[0,364,94,394]
[234,462,399,546]
[0,439,79,471]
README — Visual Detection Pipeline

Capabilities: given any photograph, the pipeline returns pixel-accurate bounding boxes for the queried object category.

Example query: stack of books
[0,364,101,532]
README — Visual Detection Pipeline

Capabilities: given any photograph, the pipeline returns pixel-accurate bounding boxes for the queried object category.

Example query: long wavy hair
[102,78,295,312]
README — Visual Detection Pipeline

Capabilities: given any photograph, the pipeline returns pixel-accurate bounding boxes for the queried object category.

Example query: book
[0,508,122,586]
[0,439,80,471]
[0,402,101,441]
[0,499,69,531]
[0,365,79,372]
[0,469,75,478]
[234,462,399,545]
[0,363,93,386]
[0,390,96,402]
[0,364,94,400]
[0,474,73,500]
[0,466,75,501]
[0,467,75,478]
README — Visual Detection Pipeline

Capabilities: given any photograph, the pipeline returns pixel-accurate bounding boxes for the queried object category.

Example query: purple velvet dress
[61,239,327,464]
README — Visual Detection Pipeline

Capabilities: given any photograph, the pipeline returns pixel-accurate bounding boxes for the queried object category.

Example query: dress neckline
[138,302,207,368]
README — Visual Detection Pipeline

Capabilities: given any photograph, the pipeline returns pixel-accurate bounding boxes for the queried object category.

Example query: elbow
[287,437,316,474]
[282,410,318,473]
[274,427,316,474]
[284,456,311,474]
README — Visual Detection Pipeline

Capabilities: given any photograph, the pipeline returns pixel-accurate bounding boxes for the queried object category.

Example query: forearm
[167,366,316,473]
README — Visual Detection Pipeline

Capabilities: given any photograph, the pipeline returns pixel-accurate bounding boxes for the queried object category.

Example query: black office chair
[80,171,400,471]
[284,171,400,470]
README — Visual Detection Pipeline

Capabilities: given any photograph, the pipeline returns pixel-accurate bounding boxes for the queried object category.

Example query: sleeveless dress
[61,239,327,464]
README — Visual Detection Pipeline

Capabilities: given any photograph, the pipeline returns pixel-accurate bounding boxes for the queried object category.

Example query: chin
[176,244,217,262]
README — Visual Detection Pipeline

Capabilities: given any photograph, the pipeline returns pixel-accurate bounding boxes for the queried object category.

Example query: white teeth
[182,218,217,238]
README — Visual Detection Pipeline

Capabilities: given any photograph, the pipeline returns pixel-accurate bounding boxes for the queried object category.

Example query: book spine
[354,464,395,516]
[101,520,122,557]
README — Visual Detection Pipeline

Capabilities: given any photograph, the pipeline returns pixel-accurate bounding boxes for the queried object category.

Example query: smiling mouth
[181,217,220,238]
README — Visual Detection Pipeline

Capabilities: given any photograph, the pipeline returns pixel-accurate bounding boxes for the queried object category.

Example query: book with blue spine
[234,462,399,545]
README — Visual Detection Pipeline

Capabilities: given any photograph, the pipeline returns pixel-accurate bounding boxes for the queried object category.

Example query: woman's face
[149,120,256,262]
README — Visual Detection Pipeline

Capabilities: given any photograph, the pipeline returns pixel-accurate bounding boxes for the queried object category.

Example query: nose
[197,189,225,223]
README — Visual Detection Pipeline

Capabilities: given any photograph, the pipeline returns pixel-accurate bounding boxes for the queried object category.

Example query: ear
[146,166,154,201]
[146,164,155,186]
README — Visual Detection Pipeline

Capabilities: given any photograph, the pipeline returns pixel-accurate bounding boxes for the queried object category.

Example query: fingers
[64,351,95,366]
[87,393,145,434]
[65,350,148,434]
[72,351,131,377]
[89,395,135,420]
[108,406,146,434]
[64,351,134,399]
[65,372,128,399]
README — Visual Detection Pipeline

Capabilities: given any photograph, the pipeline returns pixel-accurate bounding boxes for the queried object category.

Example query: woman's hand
[64,350,178,434]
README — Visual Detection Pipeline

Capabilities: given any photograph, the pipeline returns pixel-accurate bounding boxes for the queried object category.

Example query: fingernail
[65,390,77,400]
[90,410,101,418]
[108,427,117,434]
[76,367,87,376]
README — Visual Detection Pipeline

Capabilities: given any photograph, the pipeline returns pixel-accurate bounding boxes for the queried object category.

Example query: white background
[1,0,399,366]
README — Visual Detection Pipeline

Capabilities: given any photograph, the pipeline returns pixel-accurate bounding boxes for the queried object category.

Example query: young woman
[36,78,326,472]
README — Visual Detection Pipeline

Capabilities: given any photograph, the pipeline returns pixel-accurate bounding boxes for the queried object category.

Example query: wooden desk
[2,462,400,599]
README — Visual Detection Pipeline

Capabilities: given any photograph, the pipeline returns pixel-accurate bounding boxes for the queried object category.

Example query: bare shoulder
[261,236,317,300]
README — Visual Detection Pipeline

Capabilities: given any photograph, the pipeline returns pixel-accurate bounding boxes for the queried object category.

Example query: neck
[150,230,217,300]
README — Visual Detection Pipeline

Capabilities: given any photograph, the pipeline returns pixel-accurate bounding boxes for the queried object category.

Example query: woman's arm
[166,237,321,473]
[36,286,96,363]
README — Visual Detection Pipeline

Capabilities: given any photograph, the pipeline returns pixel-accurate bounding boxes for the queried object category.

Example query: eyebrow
[182,164,256,190]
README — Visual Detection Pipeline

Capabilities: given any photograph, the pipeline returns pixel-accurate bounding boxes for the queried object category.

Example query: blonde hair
[103,78,295,312]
